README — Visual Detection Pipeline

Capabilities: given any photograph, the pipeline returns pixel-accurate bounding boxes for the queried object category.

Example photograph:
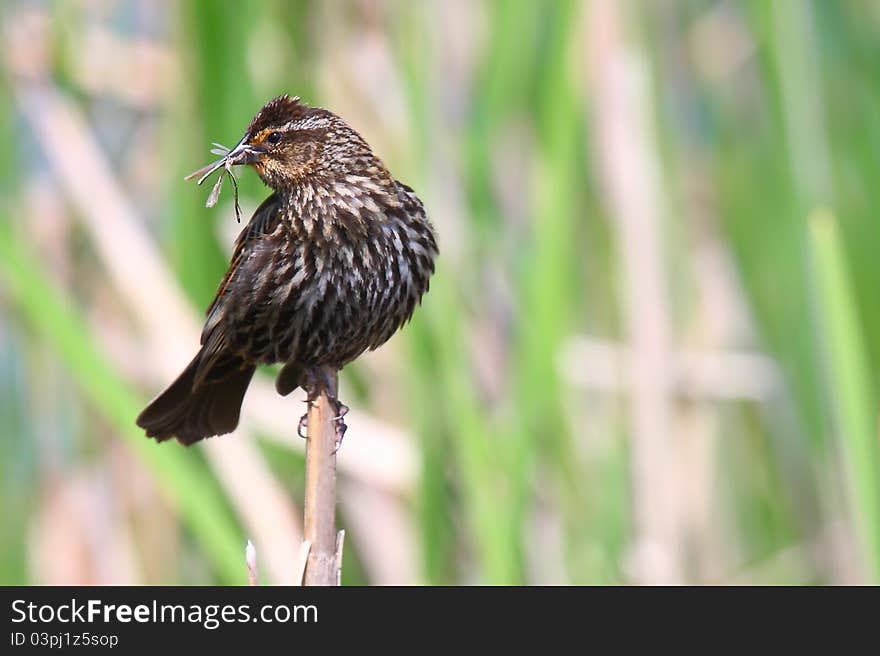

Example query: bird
[136,94,438,445]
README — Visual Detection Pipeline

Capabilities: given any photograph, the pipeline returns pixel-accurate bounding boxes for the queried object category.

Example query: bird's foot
[330,400,349,454]
[300,366,348,452]
[297,395,317,438]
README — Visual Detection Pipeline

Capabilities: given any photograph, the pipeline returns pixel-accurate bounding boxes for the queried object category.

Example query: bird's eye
[266,131,282,145]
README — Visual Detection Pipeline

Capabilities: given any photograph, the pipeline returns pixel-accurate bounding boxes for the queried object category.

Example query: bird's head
[188,95,379,192]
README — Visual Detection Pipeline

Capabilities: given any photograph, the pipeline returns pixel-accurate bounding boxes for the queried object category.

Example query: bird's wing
[195,193,282,385]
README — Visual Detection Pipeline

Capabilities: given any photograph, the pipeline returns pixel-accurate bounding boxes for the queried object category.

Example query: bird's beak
[185,135,265,185]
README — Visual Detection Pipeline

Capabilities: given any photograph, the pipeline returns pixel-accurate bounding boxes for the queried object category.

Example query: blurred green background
[1,0,879,585]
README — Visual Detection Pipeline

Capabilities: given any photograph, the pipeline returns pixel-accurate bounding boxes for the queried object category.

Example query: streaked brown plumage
[137,95,438,445]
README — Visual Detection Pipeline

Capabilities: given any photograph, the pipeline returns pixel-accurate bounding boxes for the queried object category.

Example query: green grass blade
[808,209,880,582]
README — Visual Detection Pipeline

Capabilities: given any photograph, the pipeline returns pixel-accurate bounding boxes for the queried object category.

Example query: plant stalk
[302,367,341,585]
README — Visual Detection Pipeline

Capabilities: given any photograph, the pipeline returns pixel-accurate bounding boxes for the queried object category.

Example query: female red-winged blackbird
[137,95,438,445]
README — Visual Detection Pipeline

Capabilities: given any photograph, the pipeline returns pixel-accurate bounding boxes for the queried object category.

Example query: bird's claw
[332,419,347,455]
[331,400,349,454]
[332,402,349,422]
[298,395,347,451]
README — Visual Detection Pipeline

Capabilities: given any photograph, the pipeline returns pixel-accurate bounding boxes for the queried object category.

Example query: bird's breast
[222,198,435,369]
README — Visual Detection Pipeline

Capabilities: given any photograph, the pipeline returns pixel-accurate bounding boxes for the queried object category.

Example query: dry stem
[245,540,259,586]
[302,367,342,585]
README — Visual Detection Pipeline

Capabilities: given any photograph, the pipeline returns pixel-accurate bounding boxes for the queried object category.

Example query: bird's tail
[136,350,255,445]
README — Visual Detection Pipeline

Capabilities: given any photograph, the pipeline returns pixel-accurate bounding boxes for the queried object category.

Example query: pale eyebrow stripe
[280,117,332,131]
